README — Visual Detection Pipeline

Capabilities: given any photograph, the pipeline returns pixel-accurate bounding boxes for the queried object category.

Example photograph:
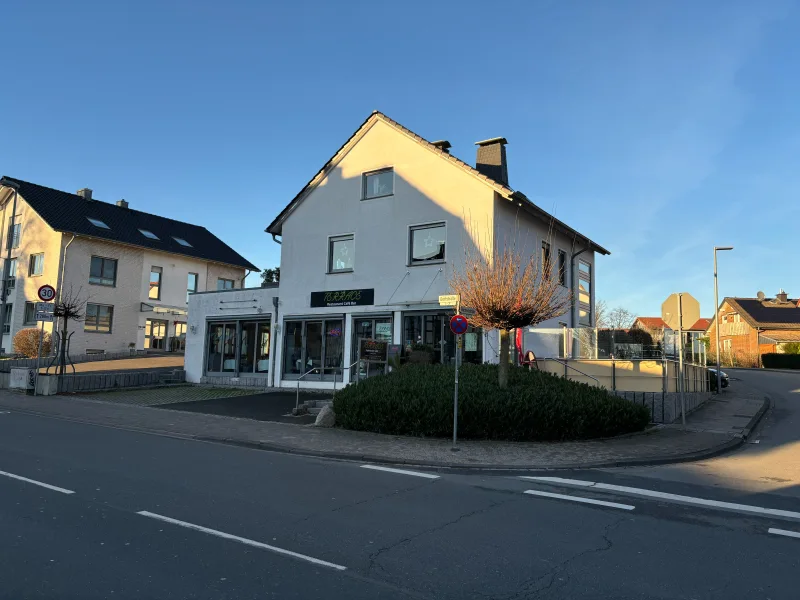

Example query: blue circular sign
[450,314,468,335]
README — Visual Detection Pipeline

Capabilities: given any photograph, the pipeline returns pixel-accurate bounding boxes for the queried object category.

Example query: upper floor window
[217,278,235,290]
[173,236,192,247]
[409,222,446,265]
[187,272,198,303]
[578,260,592,326]
[149,266,162,300]
[87,217,110,229]
[139,229,159,240]
[85,303,113,333]
[557,249,567,286]
[90,256,117,286]
[2,302,12,333]
[28,253,44,276]
[5,258,16,290]
[6,218,20,249]
[541,241,551,276]
[362,168,394,200]
[328,235,354,273]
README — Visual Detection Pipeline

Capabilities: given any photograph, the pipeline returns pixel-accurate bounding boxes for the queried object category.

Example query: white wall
[185,287,279,384]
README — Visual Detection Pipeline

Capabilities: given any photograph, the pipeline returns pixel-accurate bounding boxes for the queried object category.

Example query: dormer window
[87,217,110,229]
[139,229,159,240]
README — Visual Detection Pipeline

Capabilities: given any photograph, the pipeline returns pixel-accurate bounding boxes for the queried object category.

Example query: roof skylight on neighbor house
[87,217,110,229]
[138,229,160,240]
[172,236,192,247]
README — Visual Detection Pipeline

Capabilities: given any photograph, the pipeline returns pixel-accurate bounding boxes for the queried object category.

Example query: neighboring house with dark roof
[631,315,712,358]
[707,291,800,365]
[0,177,257,355]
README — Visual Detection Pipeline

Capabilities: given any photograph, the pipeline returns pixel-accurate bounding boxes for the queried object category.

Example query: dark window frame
[409,222,446,266]
[328,234,355,274]
[89,255,118,287]
[85,303,114,334]
[557,249,567,287]
[149,266,163,300]
[217,278,235,290]
[24,301,36,325]
[541,241,551,277]
[187,272,198,303]
[362,168,394,200]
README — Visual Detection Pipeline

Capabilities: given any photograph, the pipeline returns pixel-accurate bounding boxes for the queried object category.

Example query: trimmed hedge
[333,364,650,441]
[762,353,800,370]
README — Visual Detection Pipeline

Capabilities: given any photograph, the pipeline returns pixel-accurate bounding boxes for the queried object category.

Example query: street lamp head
[0,177,19,190]
[714,246,734,252]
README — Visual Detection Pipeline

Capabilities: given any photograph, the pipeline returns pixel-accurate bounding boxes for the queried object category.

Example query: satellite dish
[757,291,766,301]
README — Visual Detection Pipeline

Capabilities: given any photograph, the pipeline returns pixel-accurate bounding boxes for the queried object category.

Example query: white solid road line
[360,465,440,479]
[769,528,800,539]
[521,476,800,520]
[524,489,635,511]
[0,469,75,495]
[137,511,347,571]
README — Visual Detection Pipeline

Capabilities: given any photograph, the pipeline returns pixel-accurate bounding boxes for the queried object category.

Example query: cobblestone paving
[70,385,259,407]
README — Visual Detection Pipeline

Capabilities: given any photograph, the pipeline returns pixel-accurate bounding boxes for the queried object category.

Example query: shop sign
[359,338,389,362]
[310,288,374,308]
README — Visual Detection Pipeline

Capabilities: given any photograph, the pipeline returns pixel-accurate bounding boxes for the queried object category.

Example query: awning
[759,329,800,343]
[140,302,188,317]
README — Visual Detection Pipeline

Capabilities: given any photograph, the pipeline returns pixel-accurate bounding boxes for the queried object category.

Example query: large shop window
[351,316,393,380]
[206,319,271,376]
[282,318,344,381]
[403,312,482,365]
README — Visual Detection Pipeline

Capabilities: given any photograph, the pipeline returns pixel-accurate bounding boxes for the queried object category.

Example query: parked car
[708,368,729,390]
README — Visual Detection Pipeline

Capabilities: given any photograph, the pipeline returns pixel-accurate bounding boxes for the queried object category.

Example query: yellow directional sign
[439,294,460,307]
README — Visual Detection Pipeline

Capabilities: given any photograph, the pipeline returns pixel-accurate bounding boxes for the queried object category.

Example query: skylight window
[87,217,110,229]
[172,237,192,247]
[138,229,160,240]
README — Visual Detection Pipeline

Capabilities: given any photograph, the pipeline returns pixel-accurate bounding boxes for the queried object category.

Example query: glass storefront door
[171,322,187,352]
[403,312,482,365]
[205,319,271,376]
[144,318,168,350]
[282,318,344,381]
[351,316,392,380]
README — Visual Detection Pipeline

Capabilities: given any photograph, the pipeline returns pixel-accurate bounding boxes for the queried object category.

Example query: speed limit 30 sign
[37,285,56,302]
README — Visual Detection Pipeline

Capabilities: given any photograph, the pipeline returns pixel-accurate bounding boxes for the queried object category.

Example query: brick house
[707,291,800,366]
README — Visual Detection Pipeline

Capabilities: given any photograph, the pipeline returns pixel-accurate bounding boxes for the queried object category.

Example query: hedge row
[762,353,800,370]
[333,363,650,441]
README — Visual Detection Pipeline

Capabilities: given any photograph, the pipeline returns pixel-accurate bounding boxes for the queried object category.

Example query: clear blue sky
[1,0,797,318]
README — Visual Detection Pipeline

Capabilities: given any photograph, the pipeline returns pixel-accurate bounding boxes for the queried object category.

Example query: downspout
[271,233,282,245]
[240,269,252,290]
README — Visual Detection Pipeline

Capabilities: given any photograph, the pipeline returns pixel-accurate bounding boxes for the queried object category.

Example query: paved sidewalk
[0,386,768,470]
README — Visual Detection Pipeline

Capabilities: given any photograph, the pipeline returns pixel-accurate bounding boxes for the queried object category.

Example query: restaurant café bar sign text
[310,288,375,308]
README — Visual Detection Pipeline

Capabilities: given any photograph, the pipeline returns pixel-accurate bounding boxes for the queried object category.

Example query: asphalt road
[1,399,799,599]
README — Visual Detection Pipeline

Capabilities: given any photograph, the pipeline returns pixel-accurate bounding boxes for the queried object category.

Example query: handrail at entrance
[296,367,320,410]
[540,358,600,386]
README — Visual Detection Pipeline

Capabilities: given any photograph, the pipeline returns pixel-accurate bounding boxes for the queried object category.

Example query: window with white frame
[6,218,20,249]
[723,338,732,352]
[409,223,446,265]
[578,260,592,326]
[362,168,393,200]
[328,235,354,273]
[28,253,44,276]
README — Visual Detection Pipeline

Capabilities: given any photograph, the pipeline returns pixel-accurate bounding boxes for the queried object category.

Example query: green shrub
[333,363,650,441]
[762,353,800,369]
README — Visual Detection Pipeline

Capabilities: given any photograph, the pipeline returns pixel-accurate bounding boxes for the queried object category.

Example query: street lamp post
[0,178,19,355]
[713,246,734,393]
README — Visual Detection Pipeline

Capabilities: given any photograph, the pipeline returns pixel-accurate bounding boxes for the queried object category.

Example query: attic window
[172,236,192,247]
[139,229,159,240]
[87,217,110,229]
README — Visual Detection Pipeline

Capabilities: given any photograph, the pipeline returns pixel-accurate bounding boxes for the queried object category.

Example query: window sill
[23,322,37,327]
[30,274,43,278]
[361,193,394,201]
[327,270,354,275]
[89,281,117,287]
[407,260,446,268]
[84,330,113,334]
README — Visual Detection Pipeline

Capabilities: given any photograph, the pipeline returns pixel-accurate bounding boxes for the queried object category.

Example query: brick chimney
[776,289,788,303]
[116,199,129,208]
[76,188,93,201]
[475,137,508,186]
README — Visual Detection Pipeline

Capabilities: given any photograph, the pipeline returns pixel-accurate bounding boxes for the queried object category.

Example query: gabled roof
[723,297,800,330]
[632,317,667,330]
[687,318,712,332]
[2,177,258,271]
[266,111,610,255]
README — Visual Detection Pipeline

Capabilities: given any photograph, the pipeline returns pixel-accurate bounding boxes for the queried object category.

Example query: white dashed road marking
[360,465,440,479]
[137,511,347,571]
[521,476,800,521]
[524,489,635,511]
[0,469,75,494]
[769,528,800,539]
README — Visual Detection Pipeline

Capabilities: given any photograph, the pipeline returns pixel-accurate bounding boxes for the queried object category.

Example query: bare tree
[594,299,609,329]
[53,286,85,375]
[606,306,634,330]
[450,224,571,388]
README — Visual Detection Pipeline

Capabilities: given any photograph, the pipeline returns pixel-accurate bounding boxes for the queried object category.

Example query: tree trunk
[498,328,510,389]
[59,317,68,376]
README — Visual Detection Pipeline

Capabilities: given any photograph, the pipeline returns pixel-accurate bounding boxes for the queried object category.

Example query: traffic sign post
[449,314,469,450]
[33,290,55,397]
[37,285,56,302]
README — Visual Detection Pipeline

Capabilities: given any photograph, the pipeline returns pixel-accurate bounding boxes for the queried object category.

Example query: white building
[0,177,257,355]
[186,111,608,388]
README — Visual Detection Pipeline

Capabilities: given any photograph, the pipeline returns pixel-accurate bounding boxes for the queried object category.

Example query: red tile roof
[687,318,712,331]
[633,317,666,329]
